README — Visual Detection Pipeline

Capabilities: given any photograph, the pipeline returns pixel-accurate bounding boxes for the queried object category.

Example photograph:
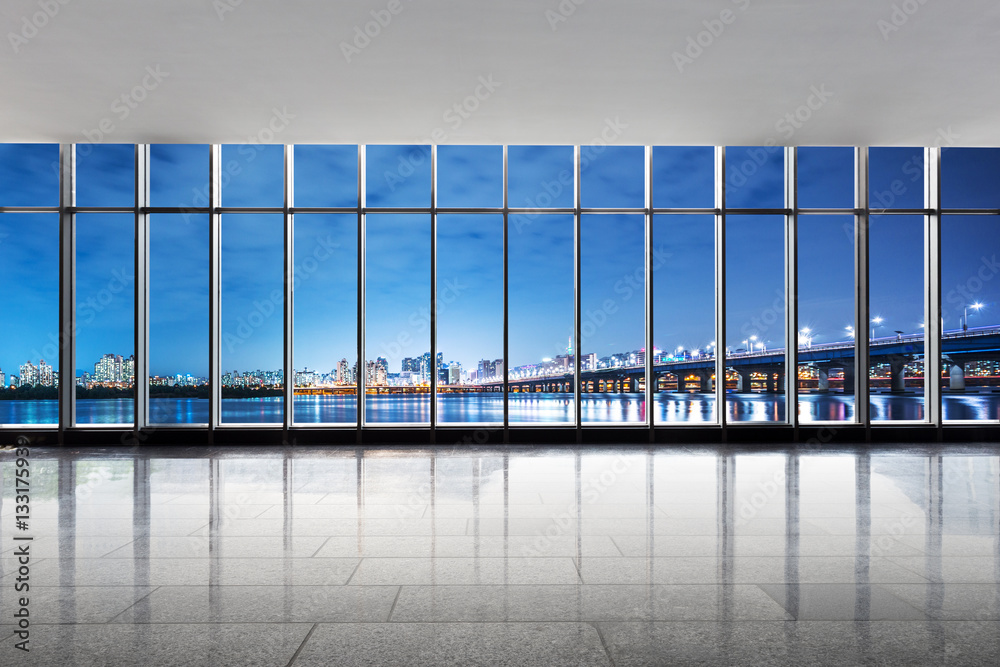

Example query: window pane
[436,214,503,424]
[869,147,923,210]
[581,214,645,423]
[221,214,284,423]
[942,148,1000,209]
[365,214,430,423]
[508,146,573,209]
[797,215,856,423]
[941,215,1000,421]
[652,146,714,209]
[437,146,502,208]
[725,215,786,423]
[581,146,644,209]
[76,144,134,207]
[221,144,284,207]
[869,215,924,421]
[508,214,575,424]
[0,144,59,207]
[149,214,209,425]
[0,214,59,425]
[797,147,854,209]
[293,214,358,424]
[293,145,358,208]
[150,144,209,209]
[726,146,784,209]
[76,213,135,425]
[653,214,716,424]
[365,146,431,208]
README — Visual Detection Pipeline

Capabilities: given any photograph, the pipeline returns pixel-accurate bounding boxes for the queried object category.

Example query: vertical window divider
[430,145,438,441]
[135,144,149,432]
[785,147,799,432]
[645,146,654,440]
[357,146,366,439]
[573,145,582,438]
[283,145,294,433]
[209,145,222,435]
[855,147,871,435]
[925,147,943,430]
[715,147,727,434]
[58,144,76,434]
[502,145,510,439]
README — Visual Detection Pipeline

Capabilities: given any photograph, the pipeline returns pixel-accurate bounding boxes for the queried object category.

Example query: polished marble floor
[1,443,998,666]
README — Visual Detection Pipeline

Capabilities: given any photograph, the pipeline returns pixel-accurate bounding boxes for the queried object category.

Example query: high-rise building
[38,359,54,386]
[336,358,351,385]
[20,360,38,387]
[0,369,5,388]
[448,362,462,385]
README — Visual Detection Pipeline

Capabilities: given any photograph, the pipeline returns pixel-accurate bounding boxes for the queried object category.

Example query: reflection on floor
[1,444,998,666]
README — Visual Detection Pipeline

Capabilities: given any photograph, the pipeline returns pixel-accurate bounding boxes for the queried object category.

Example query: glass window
[941,148,1000,209]
[149,214,209,425]
[725,215,786,423]
[221,144,284,207]
[293,145,358,208]
[436,214,503,424]
[0,143,59,207]
[797,147,854,209]
[581,146,644,209]
[0,213,59,425]
[868,215,925,421]
[869,147,924,210]
[653,214,716,424]
[364,214,430,424]
[292,214,358,424]
[76,144,134,207]
[652,146,715,209]
[941,215,1000,421]
[221,214,284,424]
[150,144,209,209]
[797,215,856,423]
[508,214,575,424]
[76,213,135,425]
[437,146,502,208]
[726,146,784,209]
[365,145,431,208]
[581,214,646,423]
[508,146,574,209]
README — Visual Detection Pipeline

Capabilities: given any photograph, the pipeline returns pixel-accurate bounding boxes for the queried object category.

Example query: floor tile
[0,586,155,624]
[757,583,928,620]
[347,557,581,585]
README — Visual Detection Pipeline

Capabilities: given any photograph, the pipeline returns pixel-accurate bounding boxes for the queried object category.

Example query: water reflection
[2,392,1000,425]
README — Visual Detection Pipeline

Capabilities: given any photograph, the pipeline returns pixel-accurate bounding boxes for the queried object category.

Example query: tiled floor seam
[284,622,318,667]
[104,585,162,624]
[386,586,403,621]
[589,622,618,667]
[343,558,363,585]
[307,535,334,558]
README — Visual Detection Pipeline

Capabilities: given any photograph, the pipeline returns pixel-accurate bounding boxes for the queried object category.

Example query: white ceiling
[2,0,998,146]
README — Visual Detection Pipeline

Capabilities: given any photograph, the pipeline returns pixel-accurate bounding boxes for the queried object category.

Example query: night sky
[1,144,997,379]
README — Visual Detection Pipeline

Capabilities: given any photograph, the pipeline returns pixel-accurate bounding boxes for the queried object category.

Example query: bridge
[481,327,1000,395]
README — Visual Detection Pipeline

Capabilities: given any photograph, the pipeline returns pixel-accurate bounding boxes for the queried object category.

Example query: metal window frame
[6,141,998,442]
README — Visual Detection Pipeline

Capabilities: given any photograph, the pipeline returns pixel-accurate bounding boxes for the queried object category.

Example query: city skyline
[2,144,999,383]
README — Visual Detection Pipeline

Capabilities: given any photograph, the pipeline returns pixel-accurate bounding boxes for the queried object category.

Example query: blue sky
[2,143,998,380]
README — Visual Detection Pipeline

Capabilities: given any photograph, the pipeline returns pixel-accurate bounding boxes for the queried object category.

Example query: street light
[871,316,883,340]
[750,335,758,353]
[963,302,984,331]
[846,325,855,340]
[798,327,813,349]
